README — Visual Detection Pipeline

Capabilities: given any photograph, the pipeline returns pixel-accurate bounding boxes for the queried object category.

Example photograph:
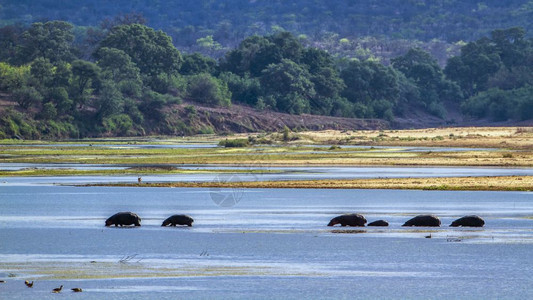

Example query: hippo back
[162,214,194,226]
[450,215,485,227]
[402,215,440,227]
[105,212,141,226]
[328,213,367,227]
[368,220,389,227]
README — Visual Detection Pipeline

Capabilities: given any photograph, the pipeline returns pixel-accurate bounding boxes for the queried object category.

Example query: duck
[25,280,33,288]
[0,280,6,283]
[425,233,432,238]
[71,287,83,292]
[52,285,63,293]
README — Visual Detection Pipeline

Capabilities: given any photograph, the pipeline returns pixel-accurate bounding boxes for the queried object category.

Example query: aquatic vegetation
[86,175,533,192]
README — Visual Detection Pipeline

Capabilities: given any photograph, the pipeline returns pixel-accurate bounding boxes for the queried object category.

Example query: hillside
[0,3,532,139]
[1,1,533,63]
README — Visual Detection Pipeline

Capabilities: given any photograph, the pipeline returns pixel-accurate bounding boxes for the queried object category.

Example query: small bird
[25,280,33,288]
[71,287,83,292]
[52,285,63,293]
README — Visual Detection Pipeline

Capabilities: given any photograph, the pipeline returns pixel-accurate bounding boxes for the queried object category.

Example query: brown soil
[163,102,389,134]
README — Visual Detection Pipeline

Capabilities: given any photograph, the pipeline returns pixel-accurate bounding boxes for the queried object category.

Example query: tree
[12,86,43,109]
[95,81,123,121]
[260,59,315,114]
[29,58,54,92]
[392,48,462,115]
[220,35,278,77]
[218,72,261,106]
[97,24,182,80]
[95,47,141,83]
[187,73,231,107]
[180,53,217,75]
[220,32,304,77]
[341,60,399,104]
[444,37,502,97]
[18,21,75,64]
[70,60,101,108]
[0,24,25,64]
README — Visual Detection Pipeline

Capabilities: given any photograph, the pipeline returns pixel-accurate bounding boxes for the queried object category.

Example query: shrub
[218,138,250,147]
[187,73,231,107]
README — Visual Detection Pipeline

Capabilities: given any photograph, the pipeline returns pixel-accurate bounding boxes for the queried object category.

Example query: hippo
[105,212,141,227]
[402,215,441,227]
[367,220,389,227]
[450,215,485,227]
[162,214,194,227]
[327,214,367,227]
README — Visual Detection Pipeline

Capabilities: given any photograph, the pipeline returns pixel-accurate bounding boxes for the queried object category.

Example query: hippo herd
[105,212,484,228]
[327,213,485,227]
[105,212,193,227]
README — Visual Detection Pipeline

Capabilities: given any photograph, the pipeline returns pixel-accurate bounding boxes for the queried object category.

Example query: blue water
[0,184,532,299]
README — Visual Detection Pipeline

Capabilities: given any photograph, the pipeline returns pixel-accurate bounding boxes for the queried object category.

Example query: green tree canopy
[97,24,182,79]
[260,59,315,114]
[18,21,75,64]
[180,53,217,75]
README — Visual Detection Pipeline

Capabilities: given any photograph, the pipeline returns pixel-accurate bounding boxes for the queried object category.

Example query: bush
[187,73,231,107]
[102,114,133,135]
[218,138,250,147]
[12,86,43,109]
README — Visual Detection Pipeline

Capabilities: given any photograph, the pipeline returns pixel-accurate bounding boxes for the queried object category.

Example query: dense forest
[1,1,533,63]
[0,2,532,139]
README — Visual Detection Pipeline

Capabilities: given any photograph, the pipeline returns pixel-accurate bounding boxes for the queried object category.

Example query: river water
[0,181,532,299]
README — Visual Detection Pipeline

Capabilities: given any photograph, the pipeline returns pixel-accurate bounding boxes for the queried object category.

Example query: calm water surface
[0,183,532,299]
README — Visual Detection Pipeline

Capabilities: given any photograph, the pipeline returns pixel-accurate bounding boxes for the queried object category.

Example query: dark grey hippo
[402,215,441,227]
[328,214,367,227]
[367,220,389,227]
[450,215,485,227]
[105,212,141,227]
[162,214,194,227]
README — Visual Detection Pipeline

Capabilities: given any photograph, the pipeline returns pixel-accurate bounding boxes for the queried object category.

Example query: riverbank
[82,175,533,191]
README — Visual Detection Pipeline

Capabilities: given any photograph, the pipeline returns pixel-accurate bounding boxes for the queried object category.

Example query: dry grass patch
[91,176,533,191]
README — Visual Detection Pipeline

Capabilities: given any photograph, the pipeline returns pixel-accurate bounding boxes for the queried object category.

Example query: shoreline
[79,175,533,192]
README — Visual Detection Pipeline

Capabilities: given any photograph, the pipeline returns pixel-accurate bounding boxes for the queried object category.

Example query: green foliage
[70,60,101,108]
[392,48,462,117]
[102,114,133,135]
[39,102,58,120]
[12,86,43,109]
[94,80,123,121]
[218,72,261,106]
[218,138,250,147]
[95,47,142,86]
[187,73,231,107]
[260,59,315,114]
[0,109,39,139]
[462,86,533,121]
[138,90,168,121]
[446,27,533,121]
[0,62,30,91]
[17,21,75,64]
[98,24,182,81]
[47,87,73,115]
[180,53,217,75]
[340,60,399,118]
[1,17,531,140]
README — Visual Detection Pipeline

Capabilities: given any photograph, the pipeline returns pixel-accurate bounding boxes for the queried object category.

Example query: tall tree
[260,59,315,114]
[18,21,75,64]
[97,24,182,80]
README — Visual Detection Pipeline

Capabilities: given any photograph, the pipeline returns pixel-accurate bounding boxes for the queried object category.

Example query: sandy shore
[86,175,533,191]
